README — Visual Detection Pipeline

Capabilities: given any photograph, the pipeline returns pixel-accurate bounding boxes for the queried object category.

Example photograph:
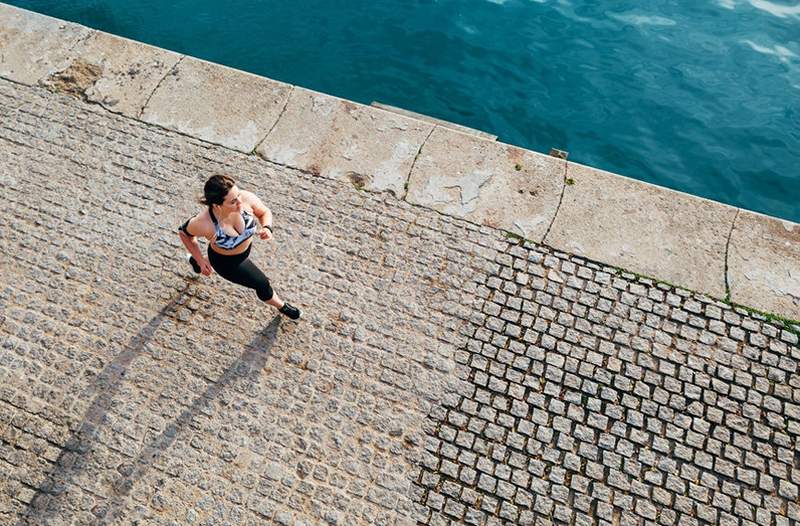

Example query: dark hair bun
[200,174,235,207]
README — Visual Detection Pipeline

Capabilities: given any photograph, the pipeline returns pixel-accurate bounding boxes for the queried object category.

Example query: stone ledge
[58,31,182,118]
[0,3,90,84]
[140,56,292,152]
[728,210,800,320]
[370,102,497,141]
[257,87,433,196]
[406,127,564,243]
[544,161,737,298]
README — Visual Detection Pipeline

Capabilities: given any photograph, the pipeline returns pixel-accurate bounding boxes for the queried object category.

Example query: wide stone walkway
[0,79,798,526]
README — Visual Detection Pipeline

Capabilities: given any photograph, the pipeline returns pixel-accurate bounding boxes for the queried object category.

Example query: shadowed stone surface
[140,56,292,152]
[545,162,737,298]
[406,127,564,242]
[728,210,800,320]
[0,3,90,85]
[257,87,433,197]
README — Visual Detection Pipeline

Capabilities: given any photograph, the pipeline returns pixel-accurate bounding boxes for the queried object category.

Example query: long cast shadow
[21,283,190,525]
[20,284,192,524]
[98,316,282,524]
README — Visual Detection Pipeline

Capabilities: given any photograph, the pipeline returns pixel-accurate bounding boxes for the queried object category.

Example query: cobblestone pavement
[0,78,495,525]
[413,244,800,525]
[0,77,798,526]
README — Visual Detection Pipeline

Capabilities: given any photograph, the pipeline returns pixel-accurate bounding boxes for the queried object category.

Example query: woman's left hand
[259,227,273,241]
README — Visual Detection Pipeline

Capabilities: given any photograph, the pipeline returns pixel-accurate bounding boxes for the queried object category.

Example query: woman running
[178,174,301,320]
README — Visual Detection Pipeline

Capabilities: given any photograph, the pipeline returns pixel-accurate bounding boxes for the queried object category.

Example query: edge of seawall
[0,2,797,322]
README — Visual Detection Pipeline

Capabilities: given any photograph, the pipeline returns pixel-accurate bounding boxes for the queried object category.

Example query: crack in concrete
[252,84,295,155]
[724,208,741,302]
[136,54,185,120]
[542,156,569,244]
[401,124,436,201]
[442,170,494,210]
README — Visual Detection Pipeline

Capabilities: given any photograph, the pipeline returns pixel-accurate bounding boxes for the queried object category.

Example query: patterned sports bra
[210,208,258,250]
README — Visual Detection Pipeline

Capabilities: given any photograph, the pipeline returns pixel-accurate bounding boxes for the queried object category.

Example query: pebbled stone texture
[1,77,799,526]
[0,78,495,525]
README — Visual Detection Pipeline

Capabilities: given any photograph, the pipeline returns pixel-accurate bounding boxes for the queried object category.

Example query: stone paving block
[414,235,799,525]
[257,86,432,197]
[370,101,497,141]
[0,78,498,525]
[406,127,564,242]
[545,162,737,298]
[140,56,291,152]
[728,210,800,320]
[0,3,90,84]
[41,30,182,118]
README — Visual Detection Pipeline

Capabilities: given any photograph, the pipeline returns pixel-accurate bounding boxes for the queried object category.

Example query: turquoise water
[8,0,800,222]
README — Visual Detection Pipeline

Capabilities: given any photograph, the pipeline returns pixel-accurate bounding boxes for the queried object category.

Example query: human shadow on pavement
[23,295,281,524]
[96,316,282,524]
[21,284,193,524]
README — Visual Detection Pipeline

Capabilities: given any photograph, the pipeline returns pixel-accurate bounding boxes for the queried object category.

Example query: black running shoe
[279,302,301,320]
[186,254,201,274]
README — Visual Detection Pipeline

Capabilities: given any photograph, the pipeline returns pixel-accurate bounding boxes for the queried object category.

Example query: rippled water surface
[9,0,800,221]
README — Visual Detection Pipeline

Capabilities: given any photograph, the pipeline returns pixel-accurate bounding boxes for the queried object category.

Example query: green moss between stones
[722,300,800,335]
[499,234,799,334]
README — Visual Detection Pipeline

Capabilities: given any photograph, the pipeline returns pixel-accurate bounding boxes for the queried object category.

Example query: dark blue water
[8,0,800,222]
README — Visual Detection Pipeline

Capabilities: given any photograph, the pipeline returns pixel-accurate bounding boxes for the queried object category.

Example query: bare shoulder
[241,190,268,211]
[186,209,215,239]
[240,189,263,205]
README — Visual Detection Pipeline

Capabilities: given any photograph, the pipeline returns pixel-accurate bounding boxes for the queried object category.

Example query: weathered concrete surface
[46,30,183,117]
[257,87,433,197]
[140,56,291,152]
[545,162,737,298]
[370,102,498,141]
[406,127,564,242]
[3,75,800,526]
[0,3,90,85]
[728,210,800,319]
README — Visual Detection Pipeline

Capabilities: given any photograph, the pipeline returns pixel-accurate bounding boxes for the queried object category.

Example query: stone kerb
[405,126,564,242]
[729,210,800,319]
[0,3,90,84]
[0,4,182,119]
[139,57,292,152]
[60,31,182,118]
[256,86,433,196]
[544,161,737,298]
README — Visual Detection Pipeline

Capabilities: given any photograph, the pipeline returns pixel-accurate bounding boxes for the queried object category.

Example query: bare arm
[177,215,214,275]
[242,190,274,239]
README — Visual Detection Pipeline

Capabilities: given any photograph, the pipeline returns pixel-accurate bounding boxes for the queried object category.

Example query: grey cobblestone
[0,80,493,525]
[2,78,799,526]
[414,237,799,524]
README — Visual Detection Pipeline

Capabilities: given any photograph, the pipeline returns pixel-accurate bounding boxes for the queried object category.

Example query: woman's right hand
[199,258,214,276]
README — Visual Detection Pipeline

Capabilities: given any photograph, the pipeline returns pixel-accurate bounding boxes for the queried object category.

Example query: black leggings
[206,245,274,301]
